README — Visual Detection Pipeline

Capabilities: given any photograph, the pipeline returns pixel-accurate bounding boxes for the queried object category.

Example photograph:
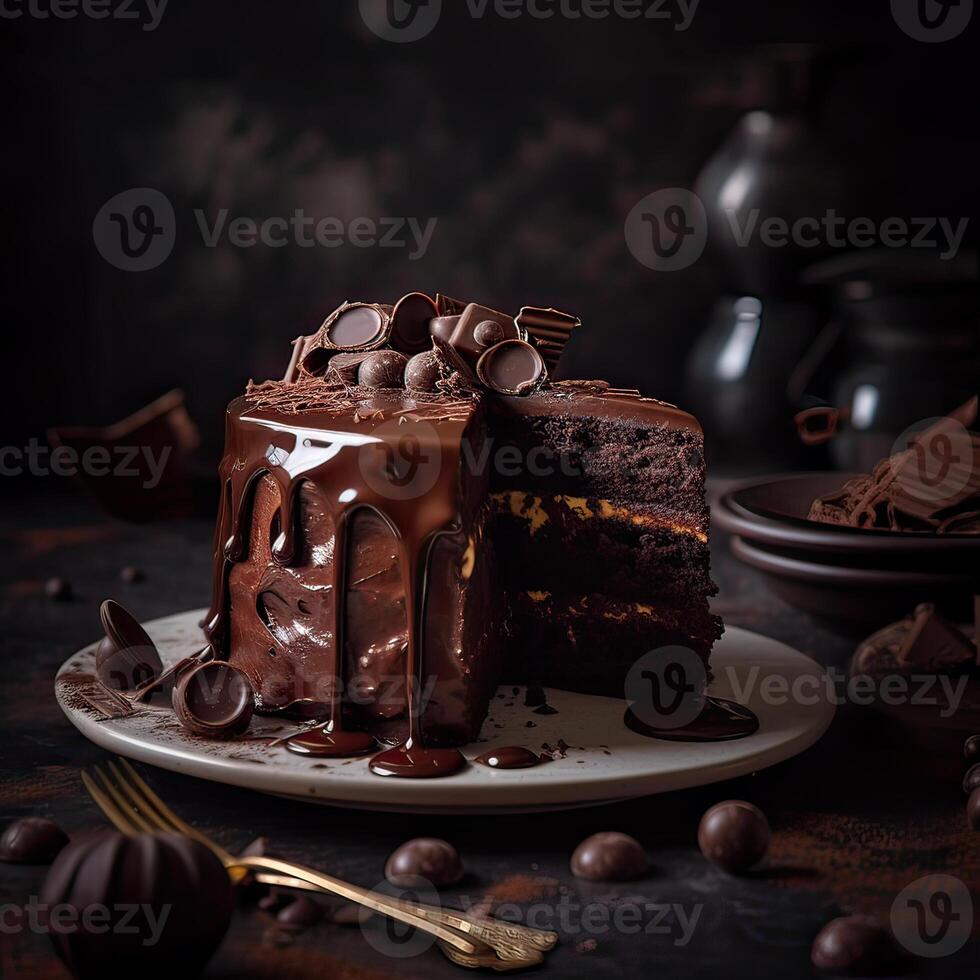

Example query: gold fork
[82,758,556,971]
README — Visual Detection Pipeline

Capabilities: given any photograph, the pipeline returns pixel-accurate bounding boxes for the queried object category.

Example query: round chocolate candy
[965,734,980,761]
[963,763,980,795]
[429,314,460,343]
[968,787,980,831]
[0,817,69,864]
[45,576,72,601]
[97,599,164,692]
[385,838,464,887]
[404,350,443,392]
[357,350,408,389]
[476,339,546,395]
[42,831,234,978]
[570,832,648,882]
[697,800,770,874]
[172,661,254,738]
[277,896,323,930]
[323,303,389,350]
[811,916,902,975]
[473,319,505,348]
[390,292,439,354]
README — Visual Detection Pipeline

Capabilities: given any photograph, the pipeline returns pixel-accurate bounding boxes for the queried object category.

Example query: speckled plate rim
[56,610,835,813]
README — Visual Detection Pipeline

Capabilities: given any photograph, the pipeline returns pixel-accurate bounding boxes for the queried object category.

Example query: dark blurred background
[3,0,978,478]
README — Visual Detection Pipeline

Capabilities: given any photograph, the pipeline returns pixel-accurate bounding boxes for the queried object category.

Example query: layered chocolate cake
[203,293,720,774]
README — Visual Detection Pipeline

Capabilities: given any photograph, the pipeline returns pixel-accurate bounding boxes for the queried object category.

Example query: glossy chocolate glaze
[204,393,488,775]
[624,696,759,742]
[474,746,542,769]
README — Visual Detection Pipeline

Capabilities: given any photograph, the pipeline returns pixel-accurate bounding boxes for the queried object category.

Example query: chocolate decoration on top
[323,351,376,385]
[172,661,254,738]
[516,306,581,369]
[358,350,408,389]
[390,292,439,354]
[435,293,467,316]
[97,599,164,692]
[321,302,390,350]
[570,832,648,882]
[476,340,547,395]
[429,314,461,343]
[449,303,519,367]
[0,817,69,864]
[404,349,443,392]
[474,746,542,769]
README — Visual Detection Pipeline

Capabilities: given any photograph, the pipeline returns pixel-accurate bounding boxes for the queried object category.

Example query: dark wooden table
[2,482,977,978]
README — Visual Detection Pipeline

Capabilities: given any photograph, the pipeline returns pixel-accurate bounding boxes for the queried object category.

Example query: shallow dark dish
[729,535,980,630]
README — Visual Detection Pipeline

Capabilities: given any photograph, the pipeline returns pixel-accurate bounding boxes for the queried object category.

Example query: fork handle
[231,855,490,957]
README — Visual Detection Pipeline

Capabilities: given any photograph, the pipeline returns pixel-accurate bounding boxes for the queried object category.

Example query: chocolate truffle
[404,350,443,392]
[41,831,234,979]
[967,787,980,831]
[45,577,72,600]
[570,832,648,882]
[385,838,464,887]
[963,763,980,795]
[97,599,164,692]
[390,292,438,354]
[0,817,69,864]
[811,916,902,975]
[965,734,980,762]
[172,661,254,738]
[358,350,408,389]
[697,800,770,874]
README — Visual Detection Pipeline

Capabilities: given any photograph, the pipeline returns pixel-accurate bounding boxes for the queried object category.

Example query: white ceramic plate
[56,610,834,813]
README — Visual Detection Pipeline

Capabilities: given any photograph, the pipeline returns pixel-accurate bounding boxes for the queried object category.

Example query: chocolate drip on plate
[474,746,542,769]
[624,696,759,742]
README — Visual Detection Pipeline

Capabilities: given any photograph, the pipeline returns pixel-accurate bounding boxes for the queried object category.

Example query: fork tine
[104,761,174,834]
[90,765,158,834]
[114,758,232,862]
[81,770,140,836]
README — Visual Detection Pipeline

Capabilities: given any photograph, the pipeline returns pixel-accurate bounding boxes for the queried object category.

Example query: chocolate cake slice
[204,295,721,763]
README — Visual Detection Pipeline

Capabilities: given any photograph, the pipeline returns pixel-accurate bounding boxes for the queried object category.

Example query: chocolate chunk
[429,314,460,343]
[404,350,444,392]
[0,817,69,864]
[277,896,323,930]
[357,350,408,389]
[449,303,518,367]
[390,292,438,354]
[97,599,164,692]
[968,787,980,830]
[435,293,467,316]
[385,838,464,887]
[172,661,254,738]
[570,832,648,882]
[697,800,770,874]
[45,577,72,601]
[811,916,902,975]
[965,734,980,761]
[515,305,580,369]
[120,566,144,584]
[322,302,390,350]
[963,763,980,794]
[476,340,547,395]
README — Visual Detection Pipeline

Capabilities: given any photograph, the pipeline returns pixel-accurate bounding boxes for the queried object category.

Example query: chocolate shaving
[516,306,580,367]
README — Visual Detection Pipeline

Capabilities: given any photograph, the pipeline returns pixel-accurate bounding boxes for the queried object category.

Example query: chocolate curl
[516,306,580,369]
[795,405,850,446]
[283,336,306,383]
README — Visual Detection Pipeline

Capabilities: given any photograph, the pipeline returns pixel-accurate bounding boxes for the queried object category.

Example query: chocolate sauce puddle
[474,746,542,769]
[624,696,759,742]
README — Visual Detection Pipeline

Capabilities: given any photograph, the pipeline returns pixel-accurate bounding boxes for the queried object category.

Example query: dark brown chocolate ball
[404,350,443,392]
[45,577,72,600]
[698,800,770,874]
[967,787,980,831]
[41,831,234,979]
[964,734,980,761]
[385,838,464,887]
[570,832,648,882]
[357,350,408,388]
[0,817,69,864]
[811,916,902,975]
[277,896,323,930]
[473,319,505,348]
[963,763,980,795]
